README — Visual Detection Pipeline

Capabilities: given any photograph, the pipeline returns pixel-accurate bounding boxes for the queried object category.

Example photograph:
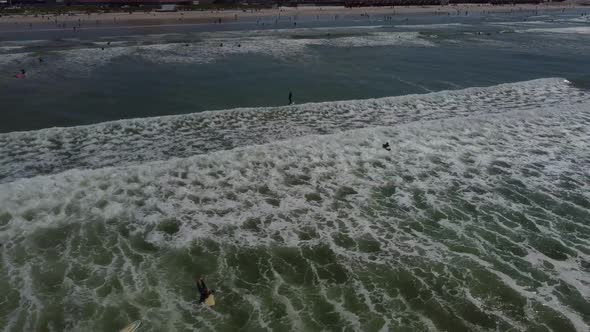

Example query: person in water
[288,91,293,105]
[382,142,391,151]
[14,69,25,79]
[196,276,214,304]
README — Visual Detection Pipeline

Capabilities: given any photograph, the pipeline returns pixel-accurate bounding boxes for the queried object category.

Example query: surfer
[382,142,391,151]
[196,276,214,304]
[288,91,293,105]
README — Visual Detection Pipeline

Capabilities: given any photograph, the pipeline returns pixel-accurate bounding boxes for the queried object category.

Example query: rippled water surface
[1,8,590,332]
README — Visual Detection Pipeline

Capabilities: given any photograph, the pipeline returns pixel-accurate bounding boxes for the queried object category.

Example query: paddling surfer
[196,276,214,304]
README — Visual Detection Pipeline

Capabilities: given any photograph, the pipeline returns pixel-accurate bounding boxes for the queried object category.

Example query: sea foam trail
[0,28,431,73]
[1,77,588,184]
[522,27,590,35]
[1,97,589,331]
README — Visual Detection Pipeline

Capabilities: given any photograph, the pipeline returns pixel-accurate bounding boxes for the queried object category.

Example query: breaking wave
[1,77,590,331]
[1,77,587,184]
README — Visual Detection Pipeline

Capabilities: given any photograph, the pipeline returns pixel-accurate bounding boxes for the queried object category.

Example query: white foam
[521,26,590,34]
[0,46,25,52]
[0,27,432,80]
[1,77,586,184]
[137,31,431,65]
[492,20,551,26]
[1,77,590,330]
[0,52,31,66]
[394,23,468,29]
[57,46,134,73]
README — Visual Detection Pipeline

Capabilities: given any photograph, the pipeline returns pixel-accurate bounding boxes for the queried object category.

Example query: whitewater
[2,9,590,331]
[1,78,587,183]
[1,77,590,331]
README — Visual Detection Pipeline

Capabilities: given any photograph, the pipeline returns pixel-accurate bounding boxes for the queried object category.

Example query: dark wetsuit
[197,279,210,303]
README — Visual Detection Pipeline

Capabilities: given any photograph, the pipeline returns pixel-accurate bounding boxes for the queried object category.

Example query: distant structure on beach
[287,0,562,5]
[71,0,200,4]
[343,0,556,5]
[0,0,211,5]
[0,0,566,7]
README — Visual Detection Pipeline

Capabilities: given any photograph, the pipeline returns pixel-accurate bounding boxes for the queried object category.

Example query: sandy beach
[0,3,585,30]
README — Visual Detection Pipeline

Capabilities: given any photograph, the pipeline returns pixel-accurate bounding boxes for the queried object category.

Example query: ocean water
[1,8,590,332]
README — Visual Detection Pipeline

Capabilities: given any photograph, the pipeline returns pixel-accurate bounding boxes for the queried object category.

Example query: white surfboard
[205,294,215,307]
[120,320,142,332]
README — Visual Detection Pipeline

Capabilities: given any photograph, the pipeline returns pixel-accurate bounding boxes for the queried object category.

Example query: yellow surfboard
[205,294,215,307]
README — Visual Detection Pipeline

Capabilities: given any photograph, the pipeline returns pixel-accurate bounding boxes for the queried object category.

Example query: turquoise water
[1,9,590,332]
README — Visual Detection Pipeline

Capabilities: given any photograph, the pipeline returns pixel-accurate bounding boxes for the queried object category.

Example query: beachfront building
[0,0,213,5]
[0,0,562,7]
[72,0,194,4]
[343,0,550,5]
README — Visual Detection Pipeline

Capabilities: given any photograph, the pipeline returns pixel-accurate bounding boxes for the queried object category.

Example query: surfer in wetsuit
[196,276,214,303]
[288,91,293,105]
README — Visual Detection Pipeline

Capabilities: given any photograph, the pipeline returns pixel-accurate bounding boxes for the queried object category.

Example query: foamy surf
[1,83,589,330]
[2,9,590,330]
[1,77,587,184]
[0,28,432,75]
[521,27,590,35]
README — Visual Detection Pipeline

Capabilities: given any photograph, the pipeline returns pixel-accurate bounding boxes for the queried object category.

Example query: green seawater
[1,8,590,332]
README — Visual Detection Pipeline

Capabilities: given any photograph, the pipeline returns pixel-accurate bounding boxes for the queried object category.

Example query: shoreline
[0,4,586,29]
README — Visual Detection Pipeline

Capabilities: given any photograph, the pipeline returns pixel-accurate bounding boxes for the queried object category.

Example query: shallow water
[1,8,590,332]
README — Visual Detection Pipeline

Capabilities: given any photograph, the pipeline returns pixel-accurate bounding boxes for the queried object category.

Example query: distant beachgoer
[15,69,25,79]
[288,91,293,105]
